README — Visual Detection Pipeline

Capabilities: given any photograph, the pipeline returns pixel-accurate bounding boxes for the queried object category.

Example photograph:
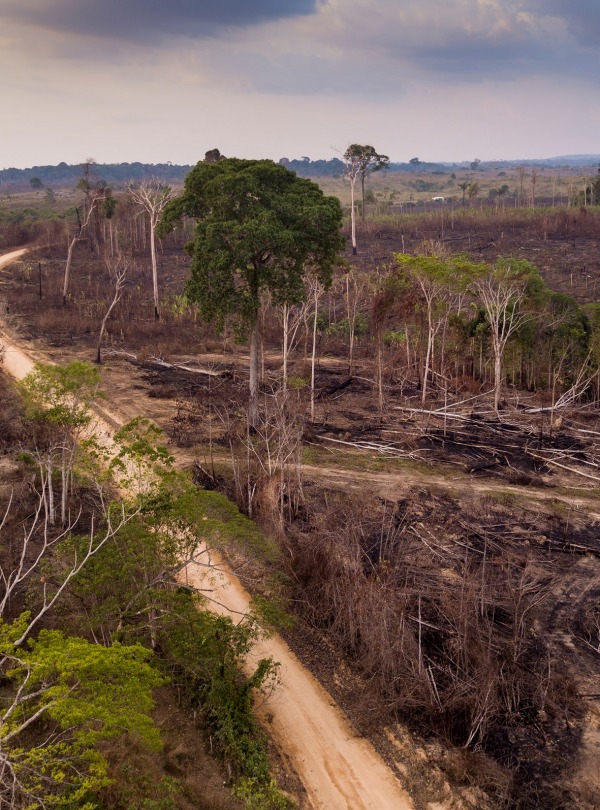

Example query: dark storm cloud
[2,0,318,42]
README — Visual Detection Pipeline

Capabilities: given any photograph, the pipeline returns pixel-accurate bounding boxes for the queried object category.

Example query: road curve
[0,248,415,810]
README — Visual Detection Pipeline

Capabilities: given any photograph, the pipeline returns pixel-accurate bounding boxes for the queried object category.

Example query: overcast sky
[2,0,600,168]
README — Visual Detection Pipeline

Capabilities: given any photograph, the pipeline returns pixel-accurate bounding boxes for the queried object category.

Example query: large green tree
[158,158,344,424]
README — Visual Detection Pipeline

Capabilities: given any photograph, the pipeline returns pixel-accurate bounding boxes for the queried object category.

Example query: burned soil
[2,206,600,809]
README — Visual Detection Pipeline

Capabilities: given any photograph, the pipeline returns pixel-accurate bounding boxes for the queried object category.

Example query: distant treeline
[0,162,194,191]
[280,155,600,178]
[279,157,453,177]
[3,154,600,192]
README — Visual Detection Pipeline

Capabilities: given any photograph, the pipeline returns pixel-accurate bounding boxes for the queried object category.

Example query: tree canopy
[159,158,344,330]
[159,158,344,424]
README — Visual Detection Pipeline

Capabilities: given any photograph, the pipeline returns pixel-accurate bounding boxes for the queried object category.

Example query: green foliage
[19,361,103,430]
[343,144,390,177]
[102,195,117,220]
[0,620,164,809]
[383,329,406,346]
[69,471,281,647]
[158,158,344,331]
[493,257,547,301]
[1,372,289,807]
[250,593,295,632]
[233,777,295,809]
[71,474,286,790]
[326,312,368,339]
[144,472,279,561]
[157,590,277,784]
[103,768,181,810]
[410,179,436,192]
[395,252,483,293]
[110,417,174,493]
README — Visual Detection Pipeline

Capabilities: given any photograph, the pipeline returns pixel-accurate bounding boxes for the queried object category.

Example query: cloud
[1,0,318,43]
[303,1,565,78]
[538,0,600,45]
[3,0,600,107]
[175,0,597,100]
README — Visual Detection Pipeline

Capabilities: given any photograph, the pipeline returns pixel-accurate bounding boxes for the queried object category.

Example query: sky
[2,0,600,168]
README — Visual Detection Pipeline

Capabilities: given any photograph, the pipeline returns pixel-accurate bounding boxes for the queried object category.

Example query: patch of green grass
[301,442,447,478]
[301,443,400,472]
[550,486,600,502]
[479,489,520,508]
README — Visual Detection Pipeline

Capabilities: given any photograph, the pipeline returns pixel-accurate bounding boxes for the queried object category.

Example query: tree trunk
[376,333,384,417]
[63,238,76,306]
[249,323,260,429]
[61,450,68,527]
[47,456,55,526]
[96,269,125,364]
[282,303,289,392]
[346,274,355,375]
[361,171,366,224]
[150,221,160,320]
[310,287,319,423]
[350,177,357,255]
[422,307,434,405]
[493,350,502,412]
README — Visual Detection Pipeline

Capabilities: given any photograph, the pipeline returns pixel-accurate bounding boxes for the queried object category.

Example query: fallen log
[103,350,229,378]
[148,356,229,378]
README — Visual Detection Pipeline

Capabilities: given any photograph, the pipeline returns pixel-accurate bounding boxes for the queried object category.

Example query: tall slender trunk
[376,333,384,416]
[422,309,434,405]
[96,268,125,364]
[360,171,366,224]
[61,448,68,527]
[149,222,160,320]
[350,177,357,255]
[47,456,55,526]
[310,288,319,423]
[282,303,289,392]
[63,196,99,305]
[493,348,502,412]
[249,324,259,429]
[346,274,355,375]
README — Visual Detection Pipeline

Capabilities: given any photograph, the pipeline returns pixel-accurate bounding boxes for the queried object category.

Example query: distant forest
[2,154,600,191]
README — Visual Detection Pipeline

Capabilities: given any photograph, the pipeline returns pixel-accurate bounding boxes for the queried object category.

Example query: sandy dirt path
[0,248,415,809]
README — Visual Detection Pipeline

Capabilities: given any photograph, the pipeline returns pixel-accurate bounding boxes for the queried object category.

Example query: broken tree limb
[148,357,228,377]
[318,435,427,459]
[101,350,229,378]
[524,449,600,482]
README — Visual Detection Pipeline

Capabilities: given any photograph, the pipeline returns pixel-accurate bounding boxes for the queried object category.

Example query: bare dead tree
[531,169,539,209]
[62,189,106,305]
[517,165,526,208]
[95,260,127,365]
[309,276,325,422]
[278,299,309,392]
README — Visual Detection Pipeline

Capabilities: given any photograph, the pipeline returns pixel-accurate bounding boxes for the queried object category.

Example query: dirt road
[0,248,415,809]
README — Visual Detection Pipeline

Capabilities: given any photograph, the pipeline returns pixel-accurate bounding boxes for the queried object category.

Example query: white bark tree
[343,145,389,255]
[470,260,541,412]
[128,180,175,320]
[396,250,470,405]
